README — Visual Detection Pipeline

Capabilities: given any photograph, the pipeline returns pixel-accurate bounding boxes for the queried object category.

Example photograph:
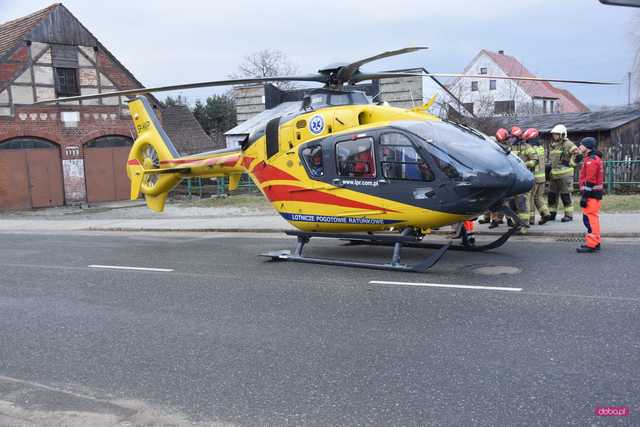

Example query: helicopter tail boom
[125,96,247,212]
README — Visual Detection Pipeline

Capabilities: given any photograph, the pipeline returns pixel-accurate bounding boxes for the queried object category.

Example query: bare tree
[231,49,300,91]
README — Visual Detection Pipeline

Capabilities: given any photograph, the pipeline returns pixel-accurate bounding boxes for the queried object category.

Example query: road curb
[87,226,640,239]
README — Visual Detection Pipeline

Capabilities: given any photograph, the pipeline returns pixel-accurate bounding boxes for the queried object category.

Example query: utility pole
[629,71,632,105]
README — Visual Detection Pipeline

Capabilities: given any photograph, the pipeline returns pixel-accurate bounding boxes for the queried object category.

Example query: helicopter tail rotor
[126,96,183,212]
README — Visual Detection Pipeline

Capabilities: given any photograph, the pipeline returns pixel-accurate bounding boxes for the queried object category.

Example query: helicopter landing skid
[342,225,519,252]
[260,230,451,273]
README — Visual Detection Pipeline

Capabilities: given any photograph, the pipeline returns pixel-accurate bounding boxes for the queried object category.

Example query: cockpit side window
[329,94,350,106]
[379,133,434,182]
[336,137,376,178]
[310,94,326,106]
[301,145,324,178]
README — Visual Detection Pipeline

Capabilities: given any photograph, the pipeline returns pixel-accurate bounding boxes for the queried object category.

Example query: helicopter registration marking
[308,115,324,134]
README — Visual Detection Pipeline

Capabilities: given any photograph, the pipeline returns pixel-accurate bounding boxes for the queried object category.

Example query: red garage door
[0,138,64,209]
[84,135,133,203]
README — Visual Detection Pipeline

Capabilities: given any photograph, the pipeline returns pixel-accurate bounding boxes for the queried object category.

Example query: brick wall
[96,52,139,91]
[0,104,133,204]
[0,46,29,85]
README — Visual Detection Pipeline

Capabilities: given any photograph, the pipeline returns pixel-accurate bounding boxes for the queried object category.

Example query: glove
[580,195,588,208]
[575,154,584,163]
[561,160,570,167]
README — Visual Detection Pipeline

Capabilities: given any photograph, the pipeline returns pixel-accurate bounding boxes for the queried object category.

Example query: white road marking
[369,280,522,292]
[88,264,174,272]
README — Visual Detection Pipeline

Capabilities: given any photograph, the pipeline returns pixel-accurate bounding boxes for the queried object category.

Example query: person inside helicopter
[351,144,375,177]
[337,138,376,178]
[302,145,324,177]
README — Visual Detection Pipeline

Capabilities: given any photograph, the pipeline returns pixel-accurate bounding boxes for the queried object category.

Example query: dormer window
[480,67,488,75]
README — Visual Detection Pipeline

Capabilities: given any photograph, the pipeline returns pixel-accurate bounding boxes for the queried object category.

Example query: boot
[529,218,535,226]
[561,215,573,223]
[580,243,601,251]
[488,221,499,229]
[507,218,514,227]
[577,246,597,253]
[538,214,552,225]
[548,212,557,221]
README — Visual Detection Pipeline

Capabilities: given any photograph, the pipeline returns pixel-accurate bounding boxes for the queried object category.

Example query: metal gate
[0,138,64,209]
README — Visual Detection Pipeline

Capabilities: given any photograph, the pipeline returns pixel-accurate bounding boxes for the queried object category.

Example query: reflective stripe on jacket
[533,146,546,181]
[550,138,578,177]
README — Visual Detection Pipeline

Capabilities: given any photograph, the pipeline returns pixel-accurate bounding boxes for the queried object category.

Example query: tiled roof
[494,105,640,133]
[481,49,589,113]
[0,4,57,58]
[162,104,223,155]
[0,4,162,106]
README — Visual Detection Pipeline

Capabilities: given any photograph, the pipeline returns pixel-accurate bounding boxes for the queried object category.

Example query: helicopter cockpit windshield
[400,120,512,178]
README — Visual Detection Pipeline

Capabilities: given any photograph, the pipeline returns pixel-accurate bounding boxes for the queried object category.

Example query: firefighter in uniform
[548,124,579,222]
[521,128,552,225]
[509,126,530,233]
[486,128,511,229]
[576,137,604,253]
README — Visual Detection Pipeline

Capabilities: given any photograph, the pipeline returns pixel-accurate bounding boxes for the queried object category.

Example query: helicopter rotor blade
[426,73,619,85]
[352,72,619,85]
[336,46,428,83]
[33,74,328,105]
[350,72,426,83]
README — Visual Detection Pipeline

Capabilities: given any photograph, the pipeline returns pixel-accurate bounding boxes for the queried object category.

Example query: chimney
[498,50,505,55]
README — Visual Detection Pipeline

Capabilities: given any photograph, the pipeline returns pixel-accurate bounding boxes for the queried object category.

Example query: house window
[85,135,133,148]
[480,67,488,75]
[494,100,515,115]
[54,68,80,97]
[0,137,57,150]
[489,80,496,90]
[336,137,376,178]
[462,102,474,114]
[471,81,479,91]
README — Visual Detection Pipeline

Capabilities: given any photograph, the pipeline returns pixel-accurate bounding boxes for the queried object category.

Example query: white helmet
[550,124,567,138]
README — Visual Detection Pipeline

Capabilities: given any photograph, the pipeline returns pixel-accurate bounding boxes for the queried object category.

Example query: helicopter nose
[455,153,534,214]
[502,154,535,198]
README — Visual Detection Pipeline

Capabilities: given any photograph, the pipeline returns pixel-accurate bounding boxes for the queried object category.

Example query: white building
[449,49,589,117]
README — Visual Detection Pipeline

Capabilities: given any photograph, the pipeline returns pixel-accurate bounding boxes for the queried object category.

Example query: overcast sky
[1,0,638,107]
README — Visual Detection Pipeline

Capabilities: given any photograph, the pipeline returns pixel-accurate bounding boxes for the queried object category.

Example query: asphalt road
[0,231,638,426]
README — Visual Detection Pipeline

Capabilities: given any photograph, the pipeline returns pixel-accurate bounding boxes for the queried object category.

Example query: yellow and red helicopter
[37,47,615,272]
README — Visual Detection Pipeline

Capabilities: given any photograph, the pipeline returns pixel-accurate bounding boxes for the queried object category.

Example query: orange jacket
[579,152,604,199]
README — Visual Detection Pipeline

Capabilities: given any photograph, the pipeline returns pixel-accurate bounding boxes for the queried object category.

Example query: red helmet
[522,128,539,141]
[495,128,509,142]
[510,126,523,138]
